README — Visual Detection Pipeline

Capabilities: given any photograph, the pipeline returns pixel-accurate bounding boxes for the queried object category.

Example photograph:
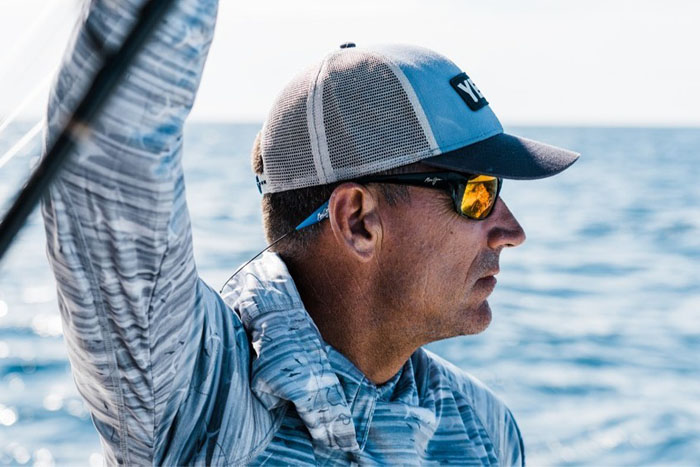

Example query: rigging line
[0,74,53,136]
[0,3,58,83]
[0,0,80,80]
[219,233,291,294]
[0,0,178,263]
[0,1,81,116]
[0,121,43,171]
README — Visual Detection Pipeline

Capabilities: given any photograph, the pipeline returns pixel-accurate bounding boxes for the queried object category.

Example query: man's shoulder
[412,347,525,466]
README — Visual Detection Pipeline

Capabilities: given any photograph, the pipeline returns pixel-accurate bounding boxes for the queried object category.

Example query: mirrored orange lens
[460,175,498,219]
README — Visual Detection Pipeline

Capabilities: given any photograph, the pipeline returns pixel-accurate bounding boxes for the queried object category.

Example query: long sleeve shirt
[41,0,525,464]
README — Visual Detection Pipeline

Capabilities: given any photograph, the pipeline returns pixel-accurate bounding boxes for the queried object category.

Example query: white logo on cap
[456,78,484,103]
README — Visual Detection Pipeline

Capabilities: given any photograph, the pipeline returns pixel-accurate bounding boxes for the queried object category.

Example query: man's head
[251,43,578,346]
[253,147,525,342]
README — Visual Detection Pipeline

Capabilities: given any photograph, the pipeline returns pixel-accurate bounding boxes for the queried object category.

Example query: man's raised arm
[38,0,252,464]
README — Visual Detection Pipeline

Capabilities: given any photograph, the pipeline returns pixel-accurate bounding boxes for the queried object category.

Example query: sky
[1,0,699,127]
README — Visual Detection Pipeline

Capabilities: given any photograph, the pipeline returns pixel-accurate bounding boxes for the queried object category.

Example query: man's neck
[284,255,418,385]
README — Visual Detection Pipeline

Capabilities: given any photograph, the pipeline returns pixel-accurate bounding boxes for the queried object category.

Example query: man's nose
[487,199,526,250]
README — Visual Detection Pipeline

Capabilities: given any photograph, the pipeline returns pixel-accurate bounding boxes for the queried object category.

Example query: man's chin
[461,300,492,335]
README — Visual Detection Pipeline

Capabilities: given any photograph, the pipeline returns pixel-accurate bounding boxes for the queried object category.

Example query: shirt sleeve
[40,0,271,464]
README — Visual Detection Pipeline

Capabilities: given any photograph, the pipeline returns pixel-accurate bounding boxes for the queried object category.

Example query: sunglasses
[295,172,502,231]
[355,172,502,220]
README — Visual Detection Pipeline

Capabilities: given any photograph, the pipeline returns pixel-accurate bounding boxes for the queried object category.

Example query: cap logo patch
[450,72,488,111]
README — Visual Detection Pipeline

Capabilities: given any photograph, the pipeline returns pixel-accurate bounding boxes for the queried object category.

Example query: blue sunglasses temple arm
[295,200,330,230]
[219,202,330,294]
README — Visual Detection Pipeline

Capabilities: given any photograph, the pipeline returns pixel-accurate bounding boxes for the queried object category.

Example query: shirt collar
[221,252,371,451]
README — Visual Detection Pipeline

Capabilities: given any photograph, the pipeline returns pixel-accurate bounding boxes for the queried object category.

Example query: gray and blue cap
[256,43,579,194]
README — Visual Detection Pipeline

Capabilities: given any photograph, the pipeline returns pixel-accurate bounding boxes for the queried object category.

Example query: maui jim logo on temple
[450,72,489,111]
[317,206,329,221]
[424,176,442,185]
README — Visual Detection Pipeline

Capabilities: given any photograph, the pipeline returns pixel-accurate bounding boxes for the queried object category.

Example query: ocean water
[0,122,698,465]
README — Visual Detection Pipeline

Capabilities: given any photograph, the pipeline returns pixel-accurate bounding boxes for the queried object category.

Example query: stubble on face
[436,247,499,337]
[372,188,501,346]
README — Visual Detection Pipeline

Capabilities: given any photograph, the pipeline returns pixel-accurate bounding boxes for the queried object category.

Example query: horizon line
[3,116,700,130]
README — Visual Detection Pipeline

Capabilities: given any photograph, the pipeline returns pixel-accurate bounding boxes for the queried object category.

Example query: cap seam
[368,49,440,153]
[306,57,332,184]
[313,58,335,183]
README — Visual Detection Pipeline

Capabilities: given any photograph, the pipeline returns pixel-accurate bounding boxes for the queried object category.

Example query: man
[42,0,578,465]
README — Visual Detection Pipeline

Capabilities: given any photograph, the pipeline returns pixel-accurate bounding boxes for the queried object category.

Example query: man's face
[374,179,526,344]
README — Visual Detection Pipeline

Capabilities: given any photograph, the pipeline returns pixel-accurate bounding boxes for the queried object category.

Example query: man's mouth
[476,274,497,294]
[480,267,499,280]
[476,268,499,291]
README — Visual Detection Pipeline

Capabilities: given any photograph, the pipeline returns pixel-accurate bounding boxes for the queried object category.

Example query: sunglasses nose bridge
[449,182,465,214]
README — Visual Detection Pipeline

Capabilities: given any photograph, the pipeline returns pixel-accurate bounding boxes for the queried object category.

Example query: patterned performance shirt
[40,0,525,465]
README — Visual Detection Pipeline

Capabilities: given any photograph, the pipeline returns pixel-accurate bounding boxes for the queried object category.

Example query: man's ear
[327,183,382,262]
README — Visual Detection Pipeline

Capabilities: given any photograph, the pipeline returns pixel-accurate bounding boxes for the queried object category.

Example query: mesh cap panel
[259,47,437,193]
[261,65,319,191]
[321,50,431,180]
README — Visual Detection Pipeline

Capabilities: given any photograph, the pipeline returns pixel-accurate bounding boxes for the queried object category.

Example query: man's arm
[40,0,269,464]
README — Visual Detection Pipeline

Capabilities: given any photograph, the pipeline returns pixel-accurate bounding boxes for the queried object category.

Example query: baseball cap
[256,43,579,194]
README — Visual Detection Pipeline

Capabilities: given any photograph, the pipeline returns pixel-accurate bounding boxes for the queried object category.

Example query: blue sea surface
[0,123,699,465]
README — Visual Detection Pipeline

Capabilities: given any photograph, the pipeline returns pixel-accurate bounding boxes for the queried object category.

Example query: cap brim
[422,133,580,180]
